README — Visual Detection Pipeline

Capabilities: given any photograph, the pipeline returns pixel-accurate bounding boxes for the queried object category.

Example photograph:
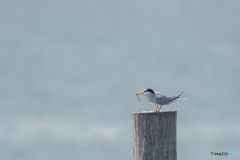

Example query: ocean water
[0,0,240,160]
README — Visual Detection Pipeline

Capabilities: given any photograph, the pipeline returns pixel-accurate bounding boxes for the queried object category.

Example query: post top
[132,110,177,114]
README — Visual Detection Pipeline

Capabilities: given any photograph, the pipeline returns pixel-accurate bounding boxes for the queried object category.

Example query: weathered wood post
[132,111,177,160]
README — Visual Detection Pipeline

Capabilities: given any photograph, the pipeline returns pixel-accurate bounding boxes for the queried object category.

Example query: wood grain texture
[132,111,177,160]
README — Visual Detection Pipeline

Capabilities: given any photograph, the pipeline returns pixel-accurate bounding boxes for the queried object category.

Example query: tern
[136,88,187,112]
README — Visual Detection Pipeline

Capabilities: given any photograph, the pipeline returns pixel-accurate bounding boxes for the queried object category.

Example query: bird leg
[154,106,158,112]
[158,105,162,112]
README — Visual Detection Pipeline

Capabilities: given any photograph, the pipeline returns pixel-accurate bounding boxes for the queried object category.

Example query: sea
[0,0,240,160]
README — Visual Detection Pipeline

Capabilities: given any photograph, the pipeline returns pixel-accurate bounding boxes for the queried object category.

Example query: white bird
[136,88,188,112]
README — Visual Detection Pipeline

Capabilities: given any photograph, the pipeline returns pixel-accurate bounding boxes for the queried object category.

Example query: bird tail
[165,92,189,106]
[176,95,189,101]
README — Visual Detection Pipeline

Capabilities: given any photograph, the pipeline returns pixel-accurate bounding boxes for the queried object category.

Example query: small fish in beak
[136,91,144,102]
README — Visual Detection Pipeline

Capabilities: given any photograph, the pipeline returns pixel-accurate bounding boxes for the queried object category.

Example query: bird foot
[158,106,162,112]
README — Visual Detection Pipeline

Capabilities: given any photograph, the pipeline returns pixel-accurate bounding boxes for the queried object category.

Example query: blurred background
[0,0,240,159]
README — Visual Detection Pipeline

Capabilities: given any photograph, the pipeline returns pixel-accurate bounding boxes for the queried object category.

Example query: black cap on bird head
[143,88,155,94]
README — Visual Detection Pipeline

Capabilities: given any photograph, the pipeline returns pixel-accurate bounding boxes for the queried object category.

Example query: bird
[136,88,188,112]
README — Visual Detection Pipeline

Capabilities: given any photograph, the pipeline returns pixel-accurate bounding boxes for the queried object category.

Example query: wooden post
[132,111,177,160]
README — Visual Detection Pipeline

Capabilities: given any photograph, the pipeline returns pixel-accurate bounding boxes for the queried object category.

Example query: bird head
[136,88,155,102]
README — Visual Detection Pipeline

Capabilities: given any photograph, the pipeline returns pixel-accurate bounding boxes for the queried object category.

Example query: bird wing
[155,91,184,105]
[155,92,164,99]
[155,92,170,105]
[164,92,184,105]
